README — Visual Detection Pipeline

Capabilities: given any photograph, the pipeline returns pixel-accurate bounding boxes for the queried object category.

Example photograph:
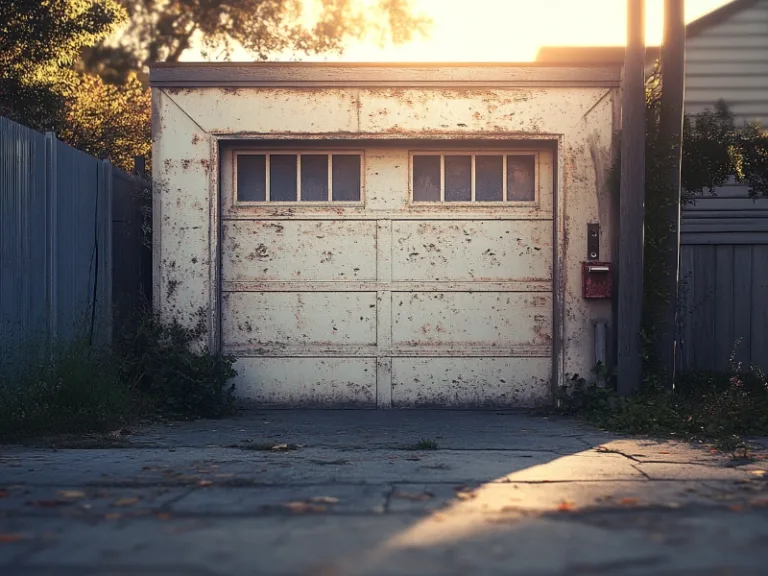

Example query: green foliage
[558,362,768,443]
[82,0,431,82]
[0,0,125,130]
[0,1,149,172]
[641,63,768,376]
[60,72,151,171]
[405,438,439,450]
[116,308,238,420]
[0,340,137,441]
[0,308,239,441]
[736,123,768,197]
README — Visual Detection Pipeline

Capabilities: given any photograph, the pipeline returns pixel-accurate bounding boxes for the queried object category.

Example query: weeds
[1,306,239,442]
[0,339,137,442]
[557,361,768,447]
[116,307,237,420]
[405,438,439,451]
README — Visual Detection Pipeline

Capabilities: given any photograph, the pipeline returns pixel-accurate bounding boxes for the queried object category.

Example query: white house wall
[152,79,618,407]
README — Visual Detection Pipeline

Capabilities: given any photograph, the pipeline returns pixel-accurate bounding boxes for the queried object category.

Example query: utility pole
[656,0,686,387]
[618,0,646,396]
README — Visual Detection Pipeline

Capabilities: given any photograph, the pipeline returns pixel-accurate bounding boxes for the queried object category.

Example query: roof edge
[149,62,622,89]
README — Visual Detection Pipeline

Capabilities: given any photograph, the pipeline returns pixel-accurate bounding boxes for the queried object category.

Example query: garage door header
[149,62,621,89]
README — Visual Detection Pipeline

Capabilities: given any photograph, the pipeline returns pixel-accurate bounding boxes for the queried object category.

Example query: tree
[82,0,430,83]
[61,73,151,172]
[0,0,126,130]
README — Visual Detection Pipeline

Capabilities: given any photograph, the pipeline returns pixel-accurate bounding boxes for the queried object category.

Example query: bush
[0,307,239,441]
[0,340,137,441]
[116,308,238,420]
[557,363,768,443]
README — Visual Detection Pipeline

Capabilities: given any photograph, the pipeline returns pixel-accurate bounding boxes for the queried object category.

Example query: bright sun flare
[181,0,733,63]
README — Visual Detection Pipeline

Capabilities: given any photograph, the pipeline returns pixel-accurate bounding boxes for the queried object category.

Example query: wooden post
[618,0,646,396]
[657,0,686,387]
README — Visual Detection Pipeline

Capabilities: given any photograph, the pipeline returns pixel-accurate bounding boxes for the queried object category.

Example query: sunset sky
[182,0,734,63]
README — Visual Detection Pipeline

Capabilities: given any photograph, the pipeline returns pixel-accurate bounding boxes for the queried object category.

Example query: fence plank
[678,245,697,371]
[714,245,735,369]
[751,246,768,371]
[692,245,717,372]
[732,245,754,368]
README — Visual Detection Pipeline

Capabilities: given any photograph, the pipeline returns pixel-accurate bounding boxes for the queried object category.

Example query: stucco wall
[152,79,619,401]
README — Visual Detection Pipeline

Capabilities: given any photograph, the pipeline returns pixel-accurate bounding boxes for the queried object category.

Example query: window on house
[411,153,536,203]
[236,152,362,203]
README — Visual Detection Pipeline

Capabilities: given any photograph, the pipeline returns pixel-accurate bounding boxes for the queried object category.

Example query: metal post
[618,0,646,395]
[657,0,686,387]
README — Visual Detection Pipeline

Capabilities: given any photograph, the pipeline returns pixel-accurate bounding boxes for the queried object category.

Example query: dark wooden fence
[678,180,768,373]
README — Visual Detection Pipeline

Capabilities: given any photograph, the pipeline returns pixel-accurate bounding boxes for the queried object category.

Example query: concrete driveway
[2,410,768,575]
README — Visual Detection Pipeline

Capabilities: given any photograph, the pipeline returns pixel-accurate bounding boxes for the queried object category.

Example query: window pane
[269,155,298,201]
[332,155,361,201]
[507,155,536,201]
[237,155,266,201]
[444,155,472,202]
[301,155,329,201]
[413,155,441,202]
[475,155,503,201]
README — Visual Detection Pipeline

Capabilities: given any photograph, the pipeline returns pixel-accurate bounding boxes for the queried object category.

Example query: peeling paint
[154,78,618,408]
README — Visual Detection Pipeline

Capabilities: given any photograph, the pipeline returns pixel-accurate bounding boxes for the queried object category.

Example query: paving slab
[2,410,768,576]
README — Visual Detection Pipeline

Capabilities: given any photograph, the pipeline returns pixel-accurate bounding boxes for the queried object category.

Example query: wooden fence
[678,180,768,373]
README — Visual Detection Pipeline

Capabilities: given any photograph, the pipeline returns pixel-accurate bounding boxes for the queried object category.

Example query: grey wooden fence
[678,181,768,373]
[1,117,127,370]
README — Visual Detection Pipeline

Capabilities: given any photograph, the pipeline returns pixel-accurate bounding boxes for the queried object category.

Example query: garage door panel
[233,358,376,407]
[222,291,377,352]
[222,220,377,281]
[392,358,552,408]
[392,292,552,348]
[392,220,552,282]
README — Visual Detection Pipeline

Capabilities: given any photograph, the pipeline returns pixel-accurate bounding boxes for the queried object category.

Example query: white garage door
[220,145,554,408]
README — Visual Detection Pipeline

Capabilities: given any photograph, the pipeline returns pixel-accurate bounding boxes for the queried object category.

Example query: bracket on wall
[587,223,600,261]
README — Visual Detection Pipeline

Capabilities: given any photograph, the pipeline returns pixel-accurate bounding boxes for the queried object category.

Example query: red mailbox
[582,262,613,299]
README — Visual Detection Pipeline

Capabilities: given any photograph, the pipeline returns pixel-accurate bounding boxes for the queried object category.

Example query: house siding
[685,0,768,126]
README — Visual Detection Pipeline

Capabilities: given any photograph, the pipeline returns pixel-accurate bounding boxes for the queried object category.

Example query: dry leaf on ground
[113,497,139,507]
[557,501,575,512]
[309,496,339,504]
[729,504,745,512]
[618,498,639,506]
[284,501,327,513]
[58,490,86,499]
[28,500,70,508]
[392,491,434,502]
[0,534,24,544]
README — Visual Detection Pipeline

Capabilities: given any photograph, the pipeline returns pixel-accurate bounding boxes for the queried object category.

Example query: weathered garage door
[220,145,554,408]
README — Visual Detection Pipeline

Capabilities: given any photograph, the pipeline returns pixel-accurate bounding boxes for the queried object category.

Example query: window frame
[409,150,540,206]
[232,149,365,206]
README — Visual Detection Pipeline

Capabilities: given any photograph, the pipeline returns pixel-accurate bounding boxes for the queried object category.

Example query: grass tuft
[404,438,439,451]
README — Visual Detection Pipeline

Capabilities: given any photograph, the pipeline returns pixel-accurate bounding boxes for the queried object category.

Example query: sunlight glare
[180,0,733,63]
